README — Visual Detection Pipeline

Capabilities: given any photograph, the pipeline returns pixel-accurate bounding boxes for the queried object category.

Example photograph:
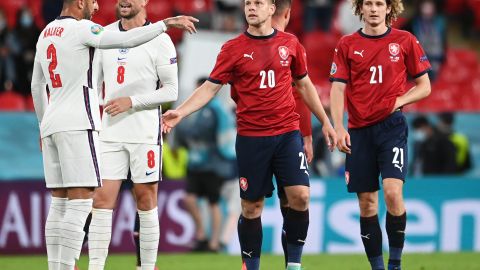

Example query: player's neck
[362,24,389,36]
[247,23,275,37]
[60,7,82,20]
[120,15,147,31]
[271,19,285,32]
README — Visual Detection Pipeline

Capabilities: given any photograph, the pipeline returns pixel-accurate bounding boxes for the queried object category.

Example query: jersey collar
[358,27,391,39]
[118,19,151,31]
[244,28,277,40]
[56,16,76,20]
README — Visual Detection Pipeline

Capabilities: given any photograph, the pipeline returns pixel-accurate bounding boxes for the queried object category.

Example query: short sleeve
[208,43,234,85]
[155,34,177,67]
[329,37,349,83]
[405,33,431,78]
[75,20,104,47]
[291,41,308,80]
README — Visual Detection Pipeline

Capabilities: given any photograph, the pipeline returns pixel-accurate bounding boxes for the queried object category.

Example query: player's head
[117,0,148,20]
[352,0,404,27]
[244,0,276,28]
[272,0,291,31]
[63,0,99,20]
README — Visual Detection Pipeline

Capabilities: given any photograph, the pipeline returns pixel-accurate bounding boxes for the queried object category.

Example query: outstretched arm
[81,16,198,49]
[295,75,336,151]
[162,81,222,133]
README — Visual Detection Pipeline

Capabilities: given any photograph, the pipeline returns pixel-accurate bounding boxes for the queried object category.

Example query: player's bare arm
[392,73,431,112]
[162,81,222,133]
[163,16,199,34]
[303,135,314,163]
[294,75,337,152]
[330,81,351,154]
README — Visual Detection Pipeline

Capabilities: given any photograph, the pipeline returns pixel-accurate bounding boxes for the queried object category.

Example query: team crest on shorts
[278,46,290,66]
[239,177,248,191]
[345,171,350,185]
[389,43,400,62]
[90,24,104,35]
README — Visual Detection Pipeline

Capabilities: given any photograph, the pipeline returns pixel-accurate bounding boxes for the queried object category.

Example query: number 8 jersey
[329,28,431,129]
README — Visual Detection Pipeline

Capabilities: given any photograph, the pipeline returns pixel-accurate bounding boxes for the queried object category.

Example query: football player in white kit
[87,0,179,269]
[30,1,197,269]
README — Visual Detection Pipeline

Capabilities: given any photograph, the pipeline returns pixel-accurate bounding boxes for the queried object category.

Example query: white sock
[59,199,93,270]
[45,197,67,270]
[88,208,113,270]
[138,207,160,270]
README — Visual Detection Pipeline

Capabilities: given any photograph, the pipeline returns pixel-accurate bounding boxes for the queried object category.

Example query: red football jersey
[209,29,308,136]
[330,28,431,128]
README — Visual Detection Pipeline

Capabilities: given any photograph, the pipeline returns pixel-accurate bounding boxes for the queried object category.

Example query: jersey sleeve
[405,33,432,78]
[329,37,349,83]
[291,41,308,80]
[31,52,48,125]
[75,19,167,49]
[208,43,234,85]
[130,34,178,110]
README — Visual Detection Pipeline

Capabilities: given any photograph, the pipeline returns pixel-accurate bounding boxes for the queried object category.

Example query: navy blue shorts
[236,130,310,200]
[345,111,408,193]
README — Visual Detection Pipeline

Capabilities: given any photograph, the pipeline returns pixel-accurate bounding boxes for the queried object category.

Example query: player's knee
[241,200,263,218]
[384,188,402,205]
[358,196,377,216]
[288,191,310,211]
[92,190,115,209]
[136,193,157,211]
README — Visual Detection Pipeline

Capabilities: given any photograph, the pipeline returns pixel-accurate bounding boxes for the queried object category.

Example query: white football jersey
[98,21,178,145]
[31,16,167,138]
[32,17,104,137]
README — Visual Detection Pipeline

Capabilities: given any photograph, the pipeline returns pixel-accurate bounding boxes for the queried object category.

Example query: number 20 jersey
[208,29,308,137]
[33,17,104,138]
[330,28,431,129]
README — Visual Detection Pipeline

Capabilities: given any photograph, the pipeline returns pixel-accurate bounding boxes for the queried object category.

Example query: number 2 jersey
[330,28,431,128]
[98,21,178,145]
[208,29,308,137]
[31,16,167,138]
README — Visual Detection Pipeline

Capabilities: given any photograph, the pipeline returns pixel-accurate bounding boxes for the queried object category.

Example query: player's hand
[391,97,403,113]
[322,122,337,152]
[104,97,132,116]
[303,135,314,163]
[335,126,351,154]
[163,16,199,34]
[162,109,184,133]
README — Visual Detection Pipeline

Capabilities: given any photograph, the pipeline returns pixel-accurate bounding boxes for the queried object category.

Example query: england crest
[278,46,289,60]
[389,43,400,56]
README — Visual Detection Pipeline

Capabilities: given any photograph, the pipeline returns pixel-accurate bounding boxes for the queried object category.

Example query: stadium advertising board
[0,178,479,254]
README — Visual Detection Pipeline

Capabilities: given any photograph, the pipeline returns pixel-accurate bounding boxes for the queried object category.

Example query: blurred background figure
[403,0,447,81]
[302,0,334,32]
[411,115,457,175]
[176,77,237,252]
[0,8,16,94]
[437,112,472,174]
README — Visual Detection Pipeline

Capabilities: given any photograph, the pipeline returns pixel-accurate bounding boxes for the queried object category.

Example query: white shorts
[42,130,102,188]
[100,141,162,183]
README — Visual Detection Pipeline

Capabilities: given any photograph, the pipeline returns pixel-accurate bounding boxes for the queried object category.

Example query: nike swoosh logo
[118,57,127,61]
[146,171,156,176]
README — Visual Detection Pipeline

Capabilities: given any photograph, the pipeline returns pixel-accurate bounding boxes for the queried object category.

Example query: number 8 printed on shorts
[147,150,155,169]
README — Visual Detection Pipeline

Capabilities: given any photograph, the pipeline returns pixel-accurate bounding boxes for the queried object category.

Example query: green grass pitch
[1,253,480,270]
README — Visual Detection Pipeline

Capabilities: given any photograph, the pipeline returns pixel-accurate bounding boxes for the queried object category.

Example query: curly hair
[352,0,404,26]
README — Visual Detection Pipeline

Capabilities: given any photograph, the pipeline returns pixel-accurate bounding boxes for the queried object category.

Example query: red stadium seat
[24,94,35,112]
[285,0,304,39]
[0,91,26,111]
[92,0,118,26]
[0,0,28,28]
[174,0,212,14]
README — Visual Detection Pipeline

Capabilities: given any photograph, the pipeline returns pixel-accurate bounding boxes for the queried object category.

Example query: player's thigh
[376,112,408,182]
[42,135,63,189]
[92,180,123,209]
[128,143,161,183]
[236,134,275,201]
[346,128,380,193]
[100,141,130,180]
[56,130,102,188]
[132,181,159,211]
[272,130,309,188]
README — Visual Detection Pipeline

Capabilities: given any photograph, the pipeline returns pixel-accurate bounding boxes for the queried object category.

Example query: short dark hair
[273,0,291,15]
[438,112,454,125]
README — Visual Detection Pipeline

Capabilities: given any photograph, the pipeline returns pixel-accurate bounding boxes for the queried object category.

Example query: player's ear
[270,1,276,16]
[77,0,85,10]
[284,7,291,21]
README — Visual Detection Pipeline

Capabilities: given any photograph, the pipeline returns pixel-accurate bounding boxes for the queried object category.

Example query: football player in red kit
[163,1,336,269]
[329,0,431,270]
